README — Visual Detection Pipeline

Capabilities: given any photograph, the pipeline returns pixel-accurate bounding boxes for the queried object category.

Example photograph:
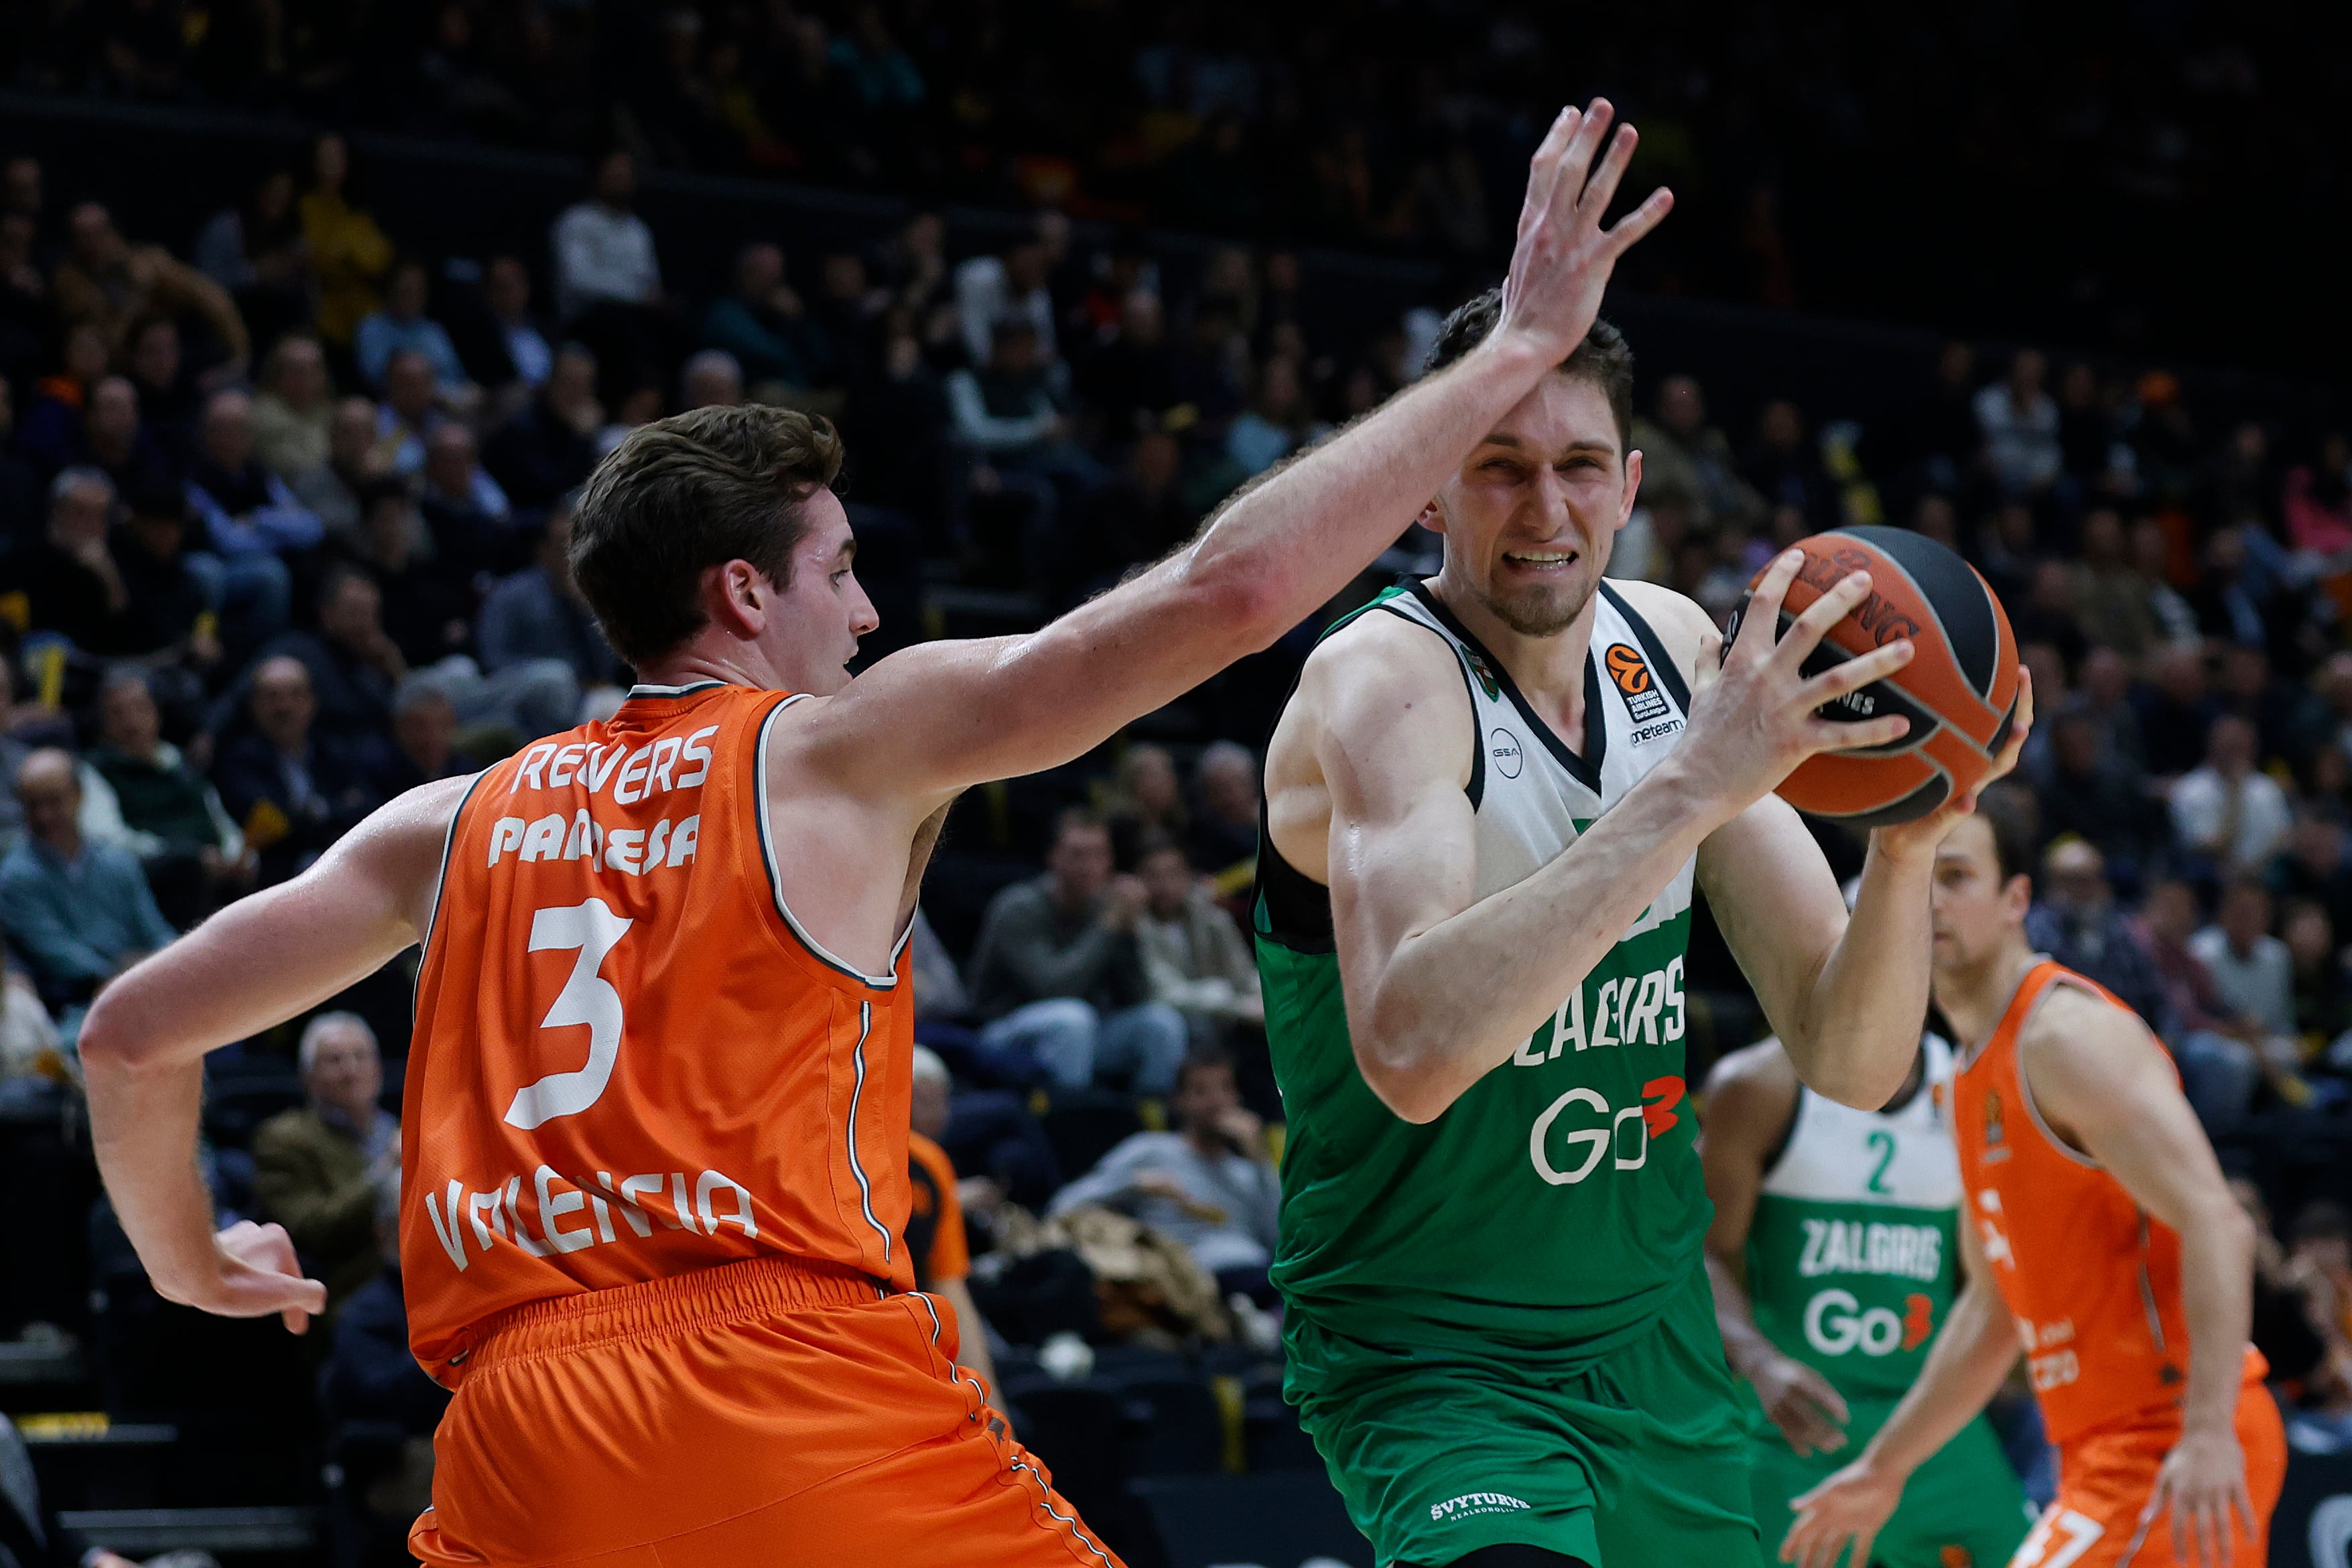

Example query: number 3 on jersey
[505,899,635,1130]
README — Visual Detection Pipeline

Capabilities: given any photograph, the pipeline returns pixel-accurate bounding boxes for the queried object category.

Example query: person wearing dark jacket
[210,655,379,886]
[482,344,600,509]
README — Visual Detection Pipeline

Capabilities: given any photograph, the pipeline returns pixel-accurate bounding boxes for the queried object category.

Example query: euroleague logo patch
[1604,643,1669,724]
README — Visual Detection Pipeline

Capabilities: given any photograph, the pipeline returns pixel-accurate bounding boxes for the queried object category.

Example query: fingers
[1604,185,1676,255]
[1577,121,1640,220]
[1797,639,1914,708]
[1734,549,1806,663]
[1553,98,1616,216]
[1782,569,1877,667]
[1796,1366,1851,1426]
[1518,105,1583,240]
[1806,715,1912,754]
[1849,1526,1880,1568]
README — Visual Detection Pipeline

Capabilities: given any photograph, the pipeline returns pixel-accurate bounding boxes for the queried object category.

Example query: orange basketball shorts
[407,1255,1123,1568]
[2010,1379,2285,1568]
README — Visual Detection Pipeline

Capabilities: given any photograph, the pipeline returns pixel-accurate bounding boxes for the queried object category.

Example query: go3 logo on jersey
[1527,1075,1685,1185]
[1801,1287,1939,1357]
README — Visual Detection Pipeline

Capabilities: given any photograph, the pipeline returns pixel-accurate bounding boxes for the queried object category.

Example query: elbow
[1352,1021,1455,1125]
[76,990,140,1075]
[1179,547,1289,651]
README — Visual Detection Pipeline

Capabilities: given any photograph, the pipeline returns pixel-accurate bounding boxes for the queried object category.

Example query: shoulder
[1295,600,1465,731]
[2020,980,2166,1098]
[1702,1035,1801,1125]
[1601,578,1716,684]
[251,1106,322,1153]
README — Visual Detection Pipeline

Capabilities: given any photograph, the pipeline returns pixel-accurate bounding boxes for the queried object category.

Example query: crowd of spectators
[0,71,2350,1556]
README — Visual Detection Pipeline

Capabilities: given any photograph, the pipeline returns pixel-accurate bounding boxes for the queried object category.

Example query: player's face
[1929,815,2028,971]
[764,490,878,696]
[1425,373,1640,638]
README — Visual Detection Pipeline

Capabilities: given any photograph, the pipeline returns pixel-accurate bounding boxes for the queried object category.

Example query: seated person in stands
[1187,739,1260,892]
[379,679,476,794]
[1135,834,1262,1048]
[1047,1045,1279,1305]
[0,747,174,1036]
[16,466,137,655]
[966,807,1188,1094]
[84,665,252,928]
[253,1010,398,1309]
[184,387,325,560]
[907,1045,1000,1394]
[474,496,623,697]
[210,655,381,886]
[322,1176,452,1531]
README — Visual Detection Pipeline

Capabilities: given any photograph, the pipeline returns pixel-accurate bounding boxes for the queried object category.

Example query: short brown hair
[569,405,844,666]
[1424,288,1635,452]
[1972,782,2040,887]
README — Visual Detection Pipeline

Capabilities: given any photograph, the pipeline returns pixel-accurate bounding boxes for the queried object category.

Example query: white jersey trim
[754,694,902,988]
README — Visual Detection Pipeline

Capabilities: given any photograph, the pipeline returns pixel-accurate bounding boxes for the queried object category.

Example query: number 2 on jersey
[1865,1129,1896,1195]
[504,899,635,1131]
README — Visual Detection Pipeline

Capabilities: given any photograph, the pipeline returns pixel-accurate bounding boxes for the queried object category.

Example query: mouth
[1500,547,1579,576]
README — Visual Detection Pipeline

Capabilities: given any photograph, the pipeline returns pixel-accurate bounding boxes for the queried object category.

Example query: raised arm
[77,776,468,1332]
[2026,987,2259,1560]
[1700,1042,1851,1457]
[803,101,1672,801]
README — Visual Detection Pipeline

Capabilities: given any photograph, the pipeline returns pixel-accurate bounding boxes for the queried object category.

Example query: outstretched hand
[153,1219,330,1335]
[1677,549,1918,824]
[1493,99,1673,365]
[1870,666,2035,862]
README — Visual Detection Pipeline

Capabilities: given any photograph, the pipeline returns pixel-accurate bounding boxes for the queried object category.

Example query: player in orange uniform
[71,100,1675,1568]
[1782,789,2284,1568]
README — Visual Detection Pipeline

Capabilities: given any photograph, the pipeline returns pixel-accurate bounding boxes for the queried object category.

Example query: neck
[1932,935,2039,1053]
[633,633,793,694]
[1426,569,1601,712]
[38,830,80,860]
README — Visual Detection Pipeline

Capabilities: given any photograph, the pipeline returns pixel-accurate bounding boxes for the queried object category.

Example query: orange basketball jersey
[401,679,917,1383]
[1949,958,2263,1444]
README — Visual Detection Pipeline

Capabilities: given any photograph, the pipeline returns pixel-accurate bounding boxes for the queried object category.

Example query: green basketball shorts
[1744,1392,2033,1568]
[1288,1265,1764,1567]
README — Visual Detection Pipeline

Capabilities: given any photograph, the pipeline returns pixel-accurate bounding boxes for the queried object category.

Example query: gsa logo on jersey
[1490,728,1524,779]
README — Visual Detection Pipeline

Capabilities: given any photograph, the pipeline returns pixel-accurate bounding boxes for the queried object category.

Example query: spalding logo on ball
[1723,525,2021,828]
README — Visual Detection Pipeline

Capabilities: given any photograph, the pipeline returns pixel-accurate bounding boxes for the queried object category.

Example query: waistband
[462,1255,887,1371]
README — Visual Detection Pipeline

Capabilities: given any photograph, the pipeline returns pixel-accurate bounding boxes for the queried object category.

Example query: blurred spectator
[253,1011,397,1308]
[18,322,113,474]
[679,349,744,411]
[552,151,662,321]
[2025,839,2166,1026]
[966,809,1188,1094]
[299,133,393,349]
[76,375,176,497]
[355,257,472,399]
[478,254,553,392]
[1075,287,1175,441]
[484,344,600,509]
[250,336,335,480]
[2282,899,2352,1054]
[476,499,620,692]
[2036,709,2157,880]
[2191,880,2294,1040]
[286,395,387,539]
[192,166,310,347]
[381,680,473,793]
[417,423,514,575]
[1070,429,1191,602]
[2135,642,2215,781]
[320,1177,450,1532]
[956,225,1059,369]
[51,202,249,373]
[1188,740,1260,886]
[17,467,135,653]
[1047,1045,1279,1303]
[905,1045,998,1391]
[2068,509,2157,659]
[124,315,205,465]
[1226,354,1321,478]
[113,482,218,666]
[86,667,250,928]
[374,349,445,476]
[2072,646,2147,777]
[2169,714,2291,878]
[2139,878,2266,1127]
[1974,347,2061,497]
[700,243,828,396]
[2130,515,2202,646]
[1136,836,1262,1047]
[1102,743,1185,869]
[1742,401,1832,528]
[1632,373,1762,533]
[185,389,326,562]
[351,484,472,669]
[2271,808,2352,941]
[0,748,174,1026]
[212,655,379,885]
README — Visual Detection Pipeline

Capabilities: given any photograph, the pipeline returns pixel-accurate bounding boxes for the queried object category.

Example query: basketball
[1725,526,2022,828]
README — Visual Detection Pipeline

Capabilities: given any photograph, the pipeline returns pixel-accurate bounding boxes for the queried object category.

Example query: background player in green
[1252,102,2034,1568]
[1703,1025,2034,1568]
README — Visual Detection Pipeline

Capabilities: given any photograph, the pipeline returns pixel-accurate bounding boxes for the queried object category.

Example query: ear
[2001,872,2034,921]
[702,558,770,641]
[1618,449,1644,531]
[1416,495,1449,536]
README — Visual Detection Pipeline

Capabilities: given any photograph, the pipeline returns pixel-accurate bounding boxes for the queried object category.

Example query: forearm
[1782,840,1934,1106]
[1352,759,1722,1120]
[84,1053,218,1291]
[2176,1200,2256,1436]
[1705,1248,1778,1378]
[1858,1278,2017,1478]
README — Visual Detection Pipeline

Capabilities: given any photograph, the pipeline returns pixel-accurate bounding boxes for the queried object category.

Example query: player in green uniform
[1703,1031,2033,1568]
[1252,103,2033,1568]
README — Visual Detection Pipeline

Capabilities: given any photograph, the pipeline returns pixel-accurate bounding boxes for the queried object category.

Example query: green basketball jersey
[1257,580,1706,1362]
[1744,1033,1963,1399]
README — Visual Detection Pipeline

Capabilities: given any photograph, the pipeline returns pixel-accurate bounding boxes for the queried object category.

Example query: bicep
[1697,793,1846,1030]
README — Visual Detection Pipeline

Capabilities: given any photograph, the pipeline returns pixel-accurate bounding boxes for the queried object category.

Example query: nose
[848,574,880,639]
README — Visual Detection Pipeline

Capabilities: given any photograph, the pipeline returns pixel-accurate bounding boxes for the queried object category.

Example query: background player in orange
[1783,789,2285,1568]
[70,99,1674,1568]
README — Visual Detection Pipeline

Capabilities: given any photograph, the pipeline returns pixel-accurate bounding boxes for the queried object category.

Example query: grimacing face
[1424,371,1640,639]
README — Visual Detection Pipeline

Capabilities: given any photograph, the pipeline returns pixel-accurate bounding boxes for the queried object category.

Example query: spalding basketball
[1723,526,2021,828]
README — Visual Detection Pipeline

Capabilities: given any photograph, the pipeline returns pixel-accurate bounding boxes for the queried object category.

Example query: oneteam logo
[1490,727,1524,779]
